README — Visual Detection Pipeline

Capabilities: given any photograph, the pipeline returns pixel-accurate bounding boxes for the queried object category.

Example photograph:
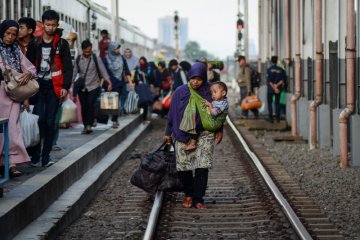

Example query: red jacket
[26,33,73,98]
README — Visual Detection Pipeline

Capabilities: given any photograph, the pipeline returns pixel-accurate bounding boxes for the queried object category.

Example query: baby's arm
[204,100,222,117]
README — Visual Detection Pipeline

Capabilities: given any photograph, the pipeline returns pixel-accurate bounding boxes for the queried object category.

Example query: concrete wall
[258,0,359,160]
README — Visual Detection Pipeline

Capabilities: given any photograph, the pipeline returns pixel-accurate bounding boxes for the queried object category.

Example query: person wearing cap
[164,62,223,209]
[103,41,131,128]
[0,20,37,176]
[237,55,259,118]
[199,57,220,83]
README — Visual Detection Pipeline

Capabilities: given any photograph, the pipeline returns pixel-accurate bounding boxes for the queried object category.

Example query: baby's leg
[184,134,198,152]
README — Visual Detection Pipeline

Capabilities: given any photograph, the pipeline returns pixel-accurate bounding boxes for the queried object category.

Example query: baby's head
[210,82,228,101]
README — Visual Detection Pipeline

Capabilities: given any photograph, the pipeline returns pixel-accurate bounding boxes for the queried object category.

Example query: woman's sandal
[182,197,192,208]
[9,166,22,178]
[194,203,207,209]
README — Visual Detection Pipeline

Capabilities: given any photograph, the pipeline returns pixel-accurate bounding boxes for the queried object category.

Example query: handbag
[135,83,154,106]
[241,95,262,110]
[100,91,119,115]
[0,54,39,102]
[130,142,183,193]
[162,91,172,110]
[74,56,91,91]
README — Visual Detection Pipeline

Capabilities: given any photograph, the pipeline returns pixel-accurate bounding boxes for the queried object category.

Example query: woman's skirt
[175,131,215,171]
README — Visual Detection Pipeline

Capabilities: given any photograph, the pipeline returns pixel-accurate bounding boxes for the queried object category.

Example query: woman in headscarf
[134,57,154,121]
[103,41,131,128]
[0,20,37,177]
[163,62,223,209]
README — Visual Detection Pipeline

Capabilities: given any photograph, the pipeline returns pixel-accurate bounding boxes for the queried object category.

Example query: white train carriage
[0,0,155,59]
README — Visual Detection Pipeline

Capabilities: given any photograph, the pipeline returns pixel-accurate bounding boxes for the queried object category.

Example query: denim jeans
[267,92,281,121]
[31,85,60,165]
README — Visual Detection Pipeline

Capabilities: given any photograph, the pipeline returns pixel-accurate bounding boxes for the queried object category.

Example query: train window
[6,0,11,19]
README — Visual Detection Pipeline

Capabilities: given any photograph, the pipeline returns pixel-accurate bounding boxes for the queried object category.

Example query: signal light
[237,19,244,31]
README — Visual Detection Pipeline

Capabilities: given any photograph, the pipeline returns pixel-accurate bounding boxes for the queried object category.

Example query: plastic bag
[59,98,78,124]
[20,110,40,148]
[100,92,119,115]
[125,90,139,114]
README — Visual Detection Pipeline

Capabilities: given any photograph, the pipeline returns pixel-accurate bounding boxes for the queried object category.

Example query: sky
[93,0,258,59]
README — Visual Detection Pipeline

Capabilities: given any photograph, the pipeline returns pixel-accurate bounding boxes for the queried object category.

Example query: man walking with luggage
[26,10,73,167]
[237,55,258,118]
[73,40,112,134]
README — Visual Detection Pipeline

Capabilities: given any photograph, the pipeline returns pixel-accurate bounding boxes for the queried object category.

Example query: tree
[184,41,219,61]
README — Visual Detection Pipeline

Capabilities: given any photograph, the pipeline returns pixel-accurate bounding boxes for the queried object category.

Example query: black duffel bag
[130,143,183,193]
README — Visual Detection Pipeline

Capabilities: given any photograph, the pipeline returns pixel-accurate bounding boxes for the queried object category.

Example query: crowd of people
[0,9,286,212]
[0,9,226,180]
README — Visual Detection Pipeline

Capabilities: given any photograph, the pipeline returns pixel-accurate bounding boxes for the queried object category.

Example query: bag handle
[82,57,92,79]
[156,142,175,152]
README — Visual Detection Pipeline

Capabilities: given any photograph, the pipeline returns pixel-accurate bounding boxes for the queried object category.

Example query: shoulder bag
[0,53,39,102]
[74,55,91,91]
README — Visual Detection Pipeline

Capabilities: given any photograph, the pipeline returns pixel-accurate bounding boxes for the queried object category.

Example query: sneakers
[43,161,55,168]
[52,145,62,151]
[30,161,55,168]
[112,122,119,129]
[30,162,42,168]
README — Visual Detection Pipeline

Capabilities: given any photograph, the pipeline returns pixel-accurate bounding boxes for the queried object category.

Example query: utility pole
[174,11,180,60]
[111,0,120,41]
[244,0,249,59]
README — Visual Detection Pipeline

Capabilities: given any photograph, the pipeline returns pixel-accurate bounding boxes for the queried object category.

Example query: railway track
[60,118,343,240]
[145,117,306,240]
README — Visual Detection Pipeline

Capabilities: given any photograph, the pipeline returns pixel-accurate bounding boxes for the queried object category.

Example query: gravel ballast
[253,130,360,240]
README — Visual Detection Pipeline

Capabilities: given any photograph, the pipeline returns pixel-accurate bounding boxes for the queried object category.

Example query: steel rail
[143,117,313,240]
[226,116,313,240]
[143,191,164,240]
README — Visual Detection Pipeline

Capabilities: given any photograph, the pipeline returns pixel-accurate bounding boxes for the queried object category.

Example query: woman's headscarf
[124,48,138,71]
[106,41,123,80]
[0,20,21,72]
[166,62,212,142]
[187,62,211,101]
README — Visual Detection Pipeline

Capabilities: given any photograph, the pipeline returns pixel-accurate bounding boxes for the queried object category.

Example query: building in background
[158,16,188,50]
[0,0,156,60]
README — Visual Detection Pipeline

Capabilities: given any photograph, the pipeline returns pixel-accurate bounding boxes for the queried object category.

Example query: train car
[0,0,155,59]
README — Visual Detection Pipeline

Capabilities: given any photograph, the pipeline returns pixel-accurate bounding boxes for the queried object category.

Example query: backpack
[243,65,261,89]
[76,53,102,79]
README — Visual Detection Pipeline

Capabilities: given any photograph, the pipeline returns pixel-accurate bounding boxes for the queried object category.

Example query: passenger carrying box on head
[100,92,120,115]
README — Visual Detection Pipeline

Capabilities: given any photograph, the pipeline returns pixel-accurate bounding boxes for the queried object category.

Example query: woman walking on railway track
[164,62,223,209]
[0,20,37,177]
